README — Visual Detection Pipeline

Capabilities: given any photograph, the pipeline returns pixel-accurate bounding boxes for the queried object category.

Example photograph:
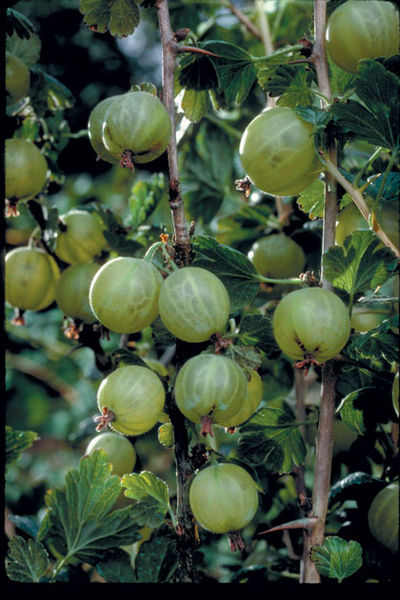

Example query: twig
[222,0,263,41]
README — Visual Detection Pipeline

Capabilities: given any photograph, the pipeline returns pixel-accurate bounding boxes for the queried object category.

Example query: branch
[156,0,192,264]
[222,0,263,41]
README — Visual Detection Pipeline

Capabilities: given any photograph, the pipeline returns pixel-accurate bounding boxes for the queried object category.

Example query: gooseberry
[85,431,136,477]
[350,304,392,332]
[96,365,166,436]
[89,257,163,334]
[6,53,30,104]
[335,200,399,249]
[55,262,101,323]
[272,287,351,364]
[239,107,322,196]
[326,1,399,73]
[368,482,399,553]
[5,246,60,312]
[223,370,264,429]
[5,138,48,206]
[87,95,121,165]
[158,267,230,343]
[174,353,248,435]
[54,210,106,264]
[248,233,306,279]
[101,91,172,168]
[189,462,259,550]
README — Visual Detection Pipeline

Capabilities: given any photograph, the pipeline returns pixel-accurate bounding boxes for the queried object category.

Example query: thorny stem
[156,0,192,265]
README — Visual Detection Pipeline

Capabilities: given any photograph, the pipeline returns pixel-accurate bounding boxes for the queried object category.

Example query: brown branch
[156,0,192,264]
[223,0,262,41]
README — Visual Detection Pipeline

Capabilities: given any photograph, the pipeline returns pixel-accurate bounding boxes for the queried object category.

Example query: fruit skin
[89,257,163,334]
[326,1,399,73]
[85,432,136,477]
[5,246,60,312]
[54,210,106,265]
[6,53,30,104]
[223,370,264,429]
[368,482,399,553]
[6,138,48,202]
[350,305,392,332]
[174,354,248,427]
[55,262,101,323]
[272,287,351,362]
[87,95,121,165]
[239,107,321,196]
[102,91,172,164]
[248,234,306,279]
[97,365,166,436]
[158,267,230,343]
[335,200,399,248]
[189,462,259,534]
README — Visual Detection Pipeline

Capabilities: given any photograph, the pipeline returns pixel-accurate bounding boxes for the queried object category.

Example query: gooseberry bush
[4,0,399,586]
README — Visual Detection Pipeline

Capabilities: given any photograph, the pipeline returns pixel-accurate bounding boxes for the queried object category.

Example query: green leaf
[344,315,399,365]
[230,345,262,374]
[237,314,279,357]
[129,173,165,229]
[6,30,41,69]
[135,534,176,582]
[38,451,142,565]
[336,388,374,434]
[329,472,380,507]
[6,8,37,39]
[96,548,137,582]
[177,49,219,91]
[5,536,49,583]
[181,88,209,122]
[311,536,363,582]
[238,406,306,473]
[6,425,38,472]
[328,56,357,97]
[276,68,315,107]
[331,60,399,149]
[30,67,74,115]
[323,230,395,296]
[80,0,140,38]
[296,178,325,219]
[121,471,172,528]
[205,41,256,106]
[192,235,260,313]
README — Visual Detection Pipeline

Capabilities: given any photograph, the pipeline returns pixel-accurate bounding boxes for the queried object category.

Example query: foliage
[4,0,399,586]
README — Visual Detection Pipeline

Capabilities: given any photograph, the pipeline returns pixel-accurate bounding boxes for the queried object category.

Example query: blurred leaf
[230,345,262,374]
[6,425,38,472]
[30,67,74,115]
[323,230,395,296]
[112,348,150,369]
[337,384,395,433]
[6,30,41,69]
[38,451,142,565]
[121,471,172,528]
[7,515,40,540]
[192,235,260,313]
[296,178,325,219]
[181,88,209,122]
[238,406,306,473]
[311,536,363,582]
[329,472,382,508]
[96,548,136,582]
[344,314,399,364]
[135,534,176,582]
[331,60,399,149]
[273,67,314,107]
[5,536,49,583]
[80,0,140,38]
[237,314,279,356]
[6,8,36,38]
[129,173,165,229]
[328,56,357,97]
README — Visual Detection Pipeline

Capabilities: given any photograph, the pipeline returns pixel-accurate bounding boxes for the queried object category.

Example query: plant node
[94,406,116,431]
[120,149,135,171]
[227,530,245,552]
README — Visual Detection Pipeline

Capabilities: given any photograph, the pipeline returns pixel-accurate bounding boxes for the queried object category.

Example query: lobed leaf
[121,471,172,528]
[192,235,260,313]
[80,0,140,38]
[344,314,399,364]
[5,536,49,583]
[129,173,165,229]
[6,425,38,472]
[296,178,325,220]
[311,536,363,582]
[96,548,137,582]
[135,534,176,582]
[237,313,279,357]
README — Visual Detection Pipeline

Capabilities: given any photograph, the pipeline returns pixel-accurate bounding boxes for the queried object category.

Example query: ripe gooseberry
[239,107,322,196]
[189,462,259,551]
[5,246,60,312]
[223,370,264,430]
[326,1,399,73]
[173,353,248,435]
[96,365,166,436]
[89,257,163,334]
[84,431,136,477]
[367,482,399,553]
[248,233,306,279]
[101,91,171,169]
[6,53,30,104]
[272,287,351,365]
[87,95,121,165]
[5,139,48,208]
[54,210,106,264]
[158,267,230,343]
[55,262,101,323]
